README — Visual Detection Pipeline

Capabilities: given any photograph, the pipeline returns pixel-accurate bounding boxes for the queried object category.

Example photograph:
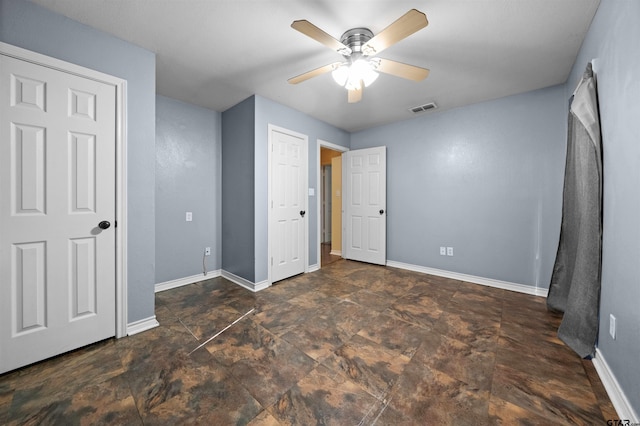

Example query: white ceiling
[29,0,600,132]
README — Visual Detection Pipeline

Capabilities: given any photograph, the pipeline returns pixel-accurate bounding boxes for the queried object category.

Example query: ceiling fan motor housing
[340,28,374,58]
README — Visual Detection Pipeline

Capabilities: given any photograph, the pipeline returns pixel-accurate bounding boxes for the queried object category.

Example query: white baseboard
[155,270,221,293]
[127,315,159,336]
[385,260,549,297]
[308,263,320,273]
[221,270,270,292]
[330,250,342,256]
[593,348,639,422]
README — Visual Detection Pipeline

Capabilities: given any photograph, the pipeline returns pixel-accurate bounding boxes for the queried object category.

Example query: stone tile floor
[0,260,617,424]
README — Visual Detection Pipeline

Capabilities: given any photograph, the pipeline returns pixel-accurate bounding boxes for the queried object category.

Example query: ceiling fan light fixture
[333,60,379,90]
[331,64,349,86]
[353,59,379,87]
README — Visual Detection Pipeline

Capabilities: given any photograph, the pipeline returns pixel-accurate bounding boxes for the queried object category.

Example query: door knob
[379,209,385,215]
[98,221,111,230]
[300,210,306,217]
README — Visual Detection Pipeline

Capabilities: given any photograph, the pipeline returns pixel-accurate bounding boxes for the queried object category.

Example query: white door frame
[0,42,128,338]
[317,140,348,268]
[267,124,308,285]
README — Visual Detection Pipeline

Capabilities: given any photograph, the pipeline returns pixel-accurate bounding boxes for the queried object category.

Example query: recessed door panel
[69,132,96,213]
[69,237,97,319]
[12,123,46,215]
[69,88,96,121]
[11,74,46,111]
[12,241,47,335]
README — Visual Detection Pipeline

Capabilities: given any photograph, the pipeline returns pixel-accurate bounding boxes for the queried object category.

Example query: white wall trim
[317,140,348,269]
[386,260,549,297]
[593,348,639,422]
[127,316,159,336]
[330,250,342,256]
[0,42,129,338]
[222,270,271,292]
[155,270,221,293]
[308,263,320,273]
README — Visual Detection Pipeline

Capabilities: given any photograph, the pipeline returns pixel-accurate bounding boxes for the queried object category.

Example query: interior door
[270,126,307,283]
[343,146,386,265]
[0,54,116,373]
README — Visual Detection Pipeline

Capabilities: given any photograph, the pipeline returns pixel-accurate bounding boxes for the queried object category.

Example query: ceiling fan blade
[362,9,428,56]
[288,62,342,85]
[348,81,363,103]
[375,58,430,81]
[291,20,352,55]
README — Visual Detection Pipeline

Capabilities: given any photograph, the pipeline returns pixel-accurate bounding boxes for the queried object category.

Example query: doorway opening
[318,141,348,267]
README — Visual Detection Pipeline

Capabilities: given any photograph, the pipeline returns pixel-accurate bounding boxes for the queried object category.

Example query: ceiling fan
[288,9,430,103]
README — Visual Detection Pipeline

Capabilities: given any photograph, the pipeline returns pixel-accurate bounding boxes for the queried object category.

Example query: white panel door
[0,54,116,373]
[344,146,386,265]
[270,126,307,283]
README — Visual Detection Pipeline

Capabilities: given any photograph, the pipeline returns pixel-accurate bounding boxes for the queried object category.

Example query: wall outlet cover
[439,247,446,255]
[446,247,454,256]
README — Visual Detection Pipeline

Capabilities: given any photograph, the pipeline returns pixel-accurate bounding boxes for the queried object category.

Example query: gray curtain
[547,63,602,358]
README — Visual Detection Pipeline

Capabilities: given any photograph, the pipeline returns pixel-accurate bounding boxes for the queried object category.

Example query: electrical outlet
[186,212,192,222]
[439,246,446,256]
[446,247,454,256]
[609,314,616,340]
[205,247,211,256]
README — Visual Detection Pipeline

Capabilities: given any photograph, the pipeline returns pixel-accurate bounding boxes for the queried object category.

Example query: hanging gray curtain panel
[547,63,603,358]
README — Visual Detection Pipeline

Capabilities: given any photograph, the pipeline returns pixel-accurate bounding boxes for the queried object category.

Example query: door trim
[317,140,348,268]
[0,42,128,338]
[267,124,308,285]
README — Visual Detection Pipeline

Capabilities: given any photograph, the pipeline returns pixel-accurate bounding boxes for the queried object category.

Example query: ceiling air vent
[409,102,437,114]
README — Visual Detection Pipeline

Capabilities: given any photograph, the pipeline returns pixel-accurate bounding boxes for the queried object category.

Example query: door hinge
[115,220,118,228]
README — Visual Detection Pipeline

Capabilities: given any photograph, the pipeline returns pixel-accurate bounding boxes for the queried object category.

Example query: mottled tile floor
[1,260,617,425]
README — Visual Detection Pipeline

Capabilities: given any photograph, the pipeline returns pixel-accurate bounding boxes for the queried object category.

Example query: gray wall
[221,96,256,282]
[0,0,156,323]
[351,85,566,288]
[156,96,221,283]
[255,95,350,283]
[569,0,640,414]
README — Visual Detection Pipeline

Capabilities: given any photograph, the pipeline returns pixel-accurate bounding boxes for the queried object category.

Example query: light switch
[308,188,315,196]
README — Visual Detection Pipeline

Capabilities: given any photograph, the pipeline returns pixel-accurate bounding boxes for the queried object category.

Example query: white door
[343,146,386,265]
[270,126,307,283]
[0,54,117,373]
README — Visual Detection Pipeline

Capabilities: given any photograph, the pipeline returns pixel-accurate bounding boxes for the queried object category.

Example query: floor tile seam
[434,331,501,356]
[487,394,557,424]
[492,361,601,407]
[496,332,580,360]
[579,360,617,419]
[493,347,589,384]
[490,385,601,425]
[318,355,398,406]
[15,362,127,398]
[383,310,438,331]
[414,337,498,392]
[350,328,422,361]
[238,359,321,416]
[120,369,147,425]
